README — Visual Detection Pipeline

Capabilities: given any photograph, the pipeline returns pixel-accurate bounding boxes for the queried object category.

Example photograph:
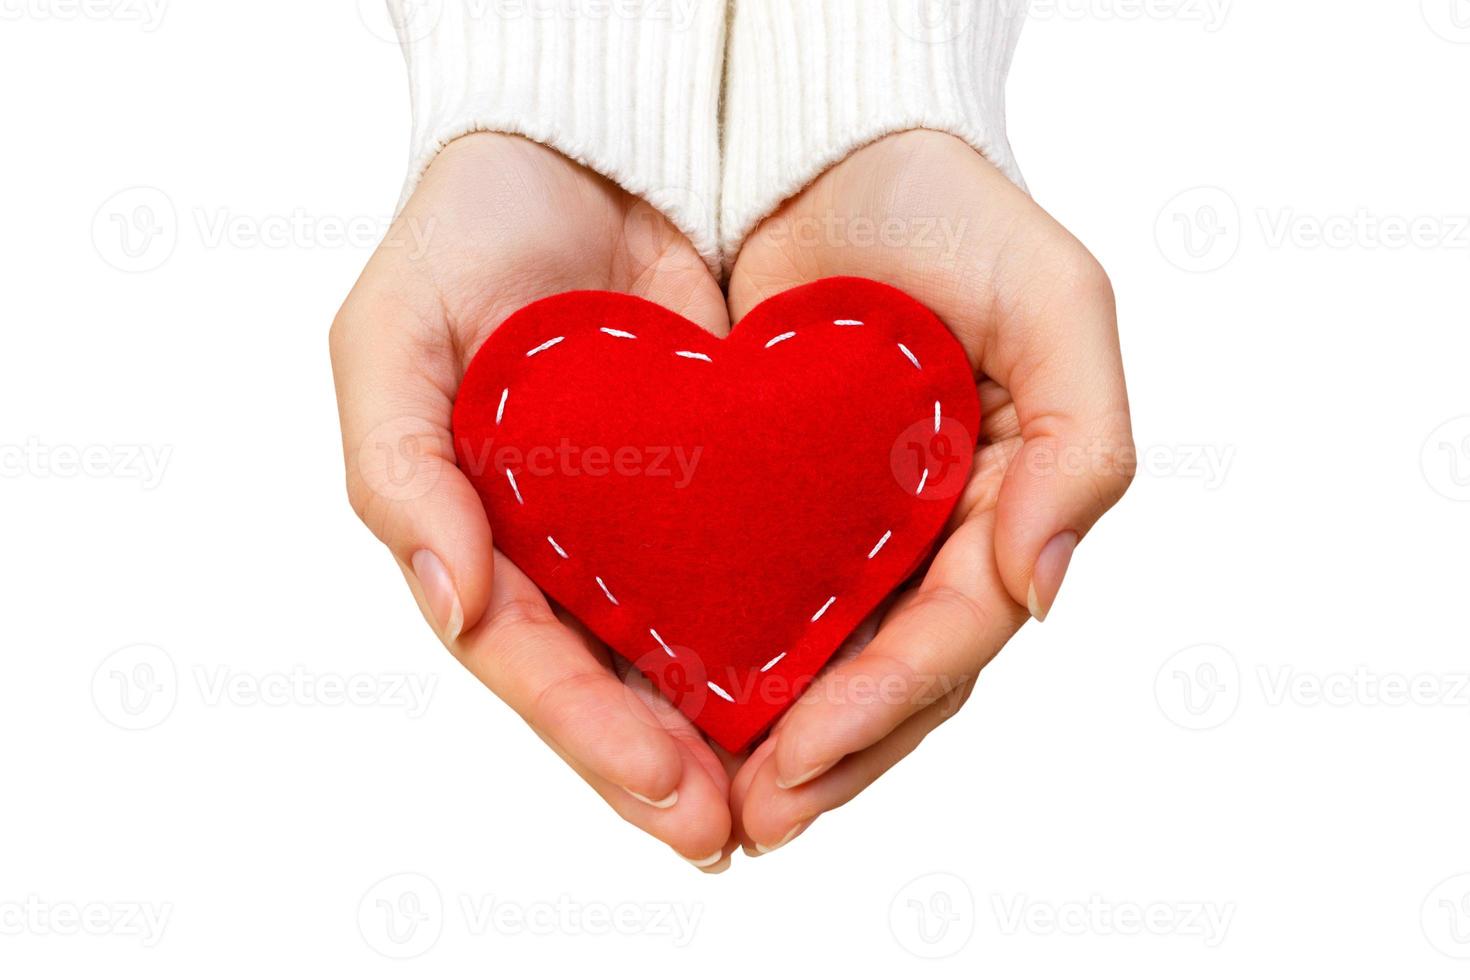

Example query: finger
[728,735,778,853]
[979,230,1133,621]
[330,274,493,641]
[537,719,734,871]
[926,192,1134,620]
[457,551,689,811]
[732,598,887,803]
[736,687,971,855]
[616,653,744,795]
[765,512,1027,792]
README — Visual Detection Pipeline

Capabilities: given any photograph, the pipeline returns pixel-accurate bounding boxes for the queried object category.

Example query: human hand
[723,130,1135,855]
[329,133,740,870]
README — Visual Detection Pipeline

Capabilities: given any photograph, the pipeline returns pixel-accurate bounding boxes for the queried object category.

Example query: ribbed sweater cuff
[391,0,727,271]
[720,0,1027,270]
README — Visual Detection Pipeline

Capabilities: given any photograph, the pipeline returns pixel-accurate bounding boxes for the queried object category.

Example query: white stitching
[649,627,676,658]
[526,336,565,357]
[500,321,952,704]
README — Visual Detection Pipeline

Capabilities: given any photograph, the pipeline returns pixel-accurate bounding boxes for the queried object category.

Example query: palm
[406,133,728,356]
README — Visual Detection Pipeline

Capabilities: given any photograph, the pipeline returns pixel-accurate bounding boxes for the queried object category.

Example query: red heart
[452,278,979,751]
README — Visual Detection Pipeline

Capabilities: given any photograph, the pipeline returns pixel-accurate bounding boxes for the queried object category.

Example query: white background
[3,0,1469,975]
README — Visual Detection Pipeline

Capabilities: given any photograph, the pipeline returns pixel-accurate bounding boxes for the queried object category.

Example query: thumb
[329,292,493,642]
[989,253,1135,621]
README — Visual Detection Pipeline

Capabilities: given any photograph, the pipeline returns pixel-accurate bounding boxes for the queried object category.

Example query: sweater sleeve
[389,0,728,272]
[719,0,1028,270]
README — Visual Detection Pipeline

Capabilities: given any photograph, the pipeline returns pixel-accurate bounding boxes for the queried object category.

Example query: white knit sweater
[389,0,1027,275]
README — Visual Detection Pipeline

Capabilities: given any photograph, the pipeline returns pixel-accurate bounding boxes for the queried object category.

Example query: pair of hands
[330,130,1132,871]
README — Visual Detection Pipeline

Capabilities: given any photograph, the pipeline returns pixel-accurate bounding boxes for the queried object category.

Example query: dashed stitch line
[504,319,944,707]
[526,336,565,357]
[811,596,837,622]
[649,627,675,658]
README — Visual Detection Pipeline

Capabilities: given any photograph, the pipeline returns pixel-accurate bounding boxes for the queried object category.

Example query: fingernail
[684,849,725,870]
[411,549,463,642]
[625,788,679,809]
[1028,531,1079,622]
[697,855,732,874]
[753,821,812,856]
[776,762,833,791]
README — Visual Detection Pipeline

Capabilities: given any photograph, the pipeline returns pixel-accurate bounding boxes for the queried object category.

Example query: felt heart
[452,277,979,751]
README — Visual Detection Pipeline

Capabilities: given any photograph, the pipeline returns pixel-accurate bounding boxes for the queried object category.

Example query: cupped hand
[329,133,739,870]
[723,130,1135,855]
